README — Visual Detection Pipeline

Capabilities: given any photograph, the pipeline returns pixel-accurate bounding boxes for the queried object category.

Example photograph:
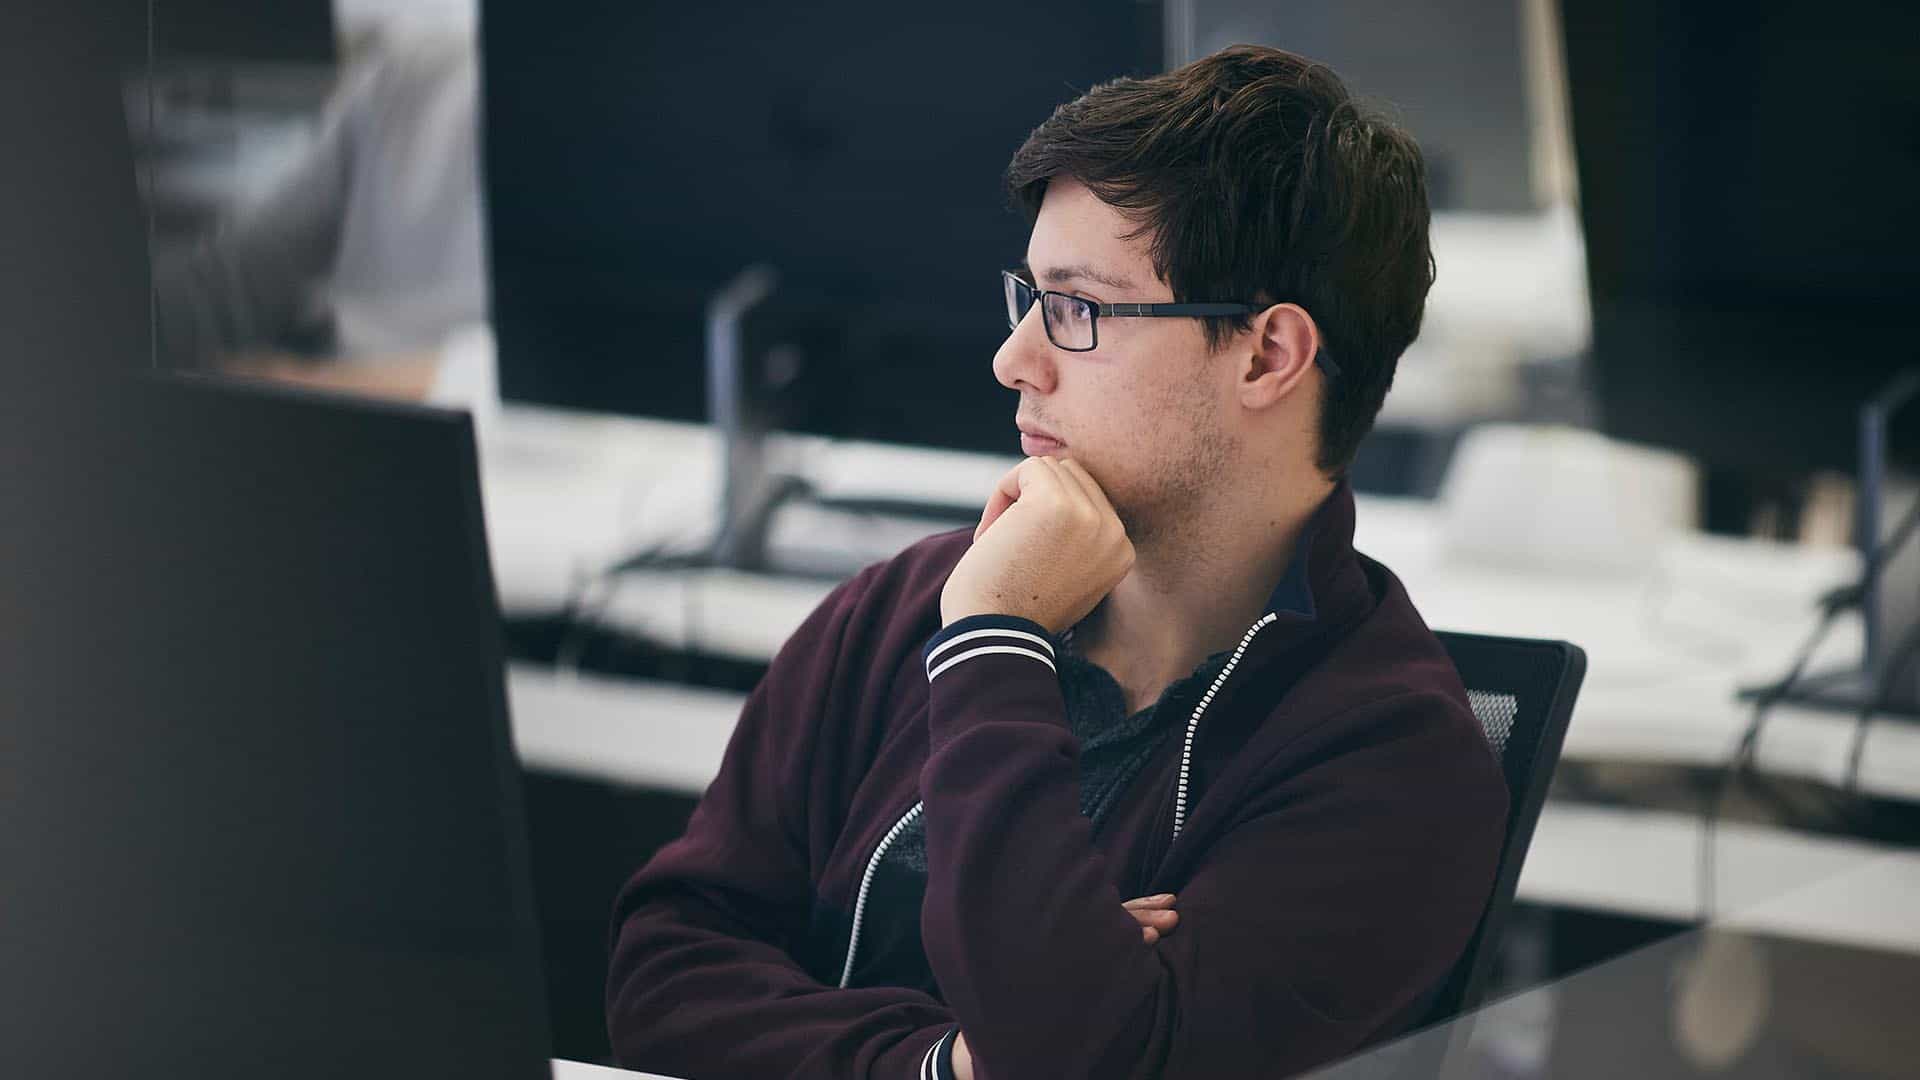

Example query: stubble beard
[1111,404,1236,565]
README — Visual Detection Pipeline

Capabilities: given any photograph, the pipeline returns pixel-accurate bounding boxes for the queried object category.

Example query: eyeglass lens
[1003,273,1095,350]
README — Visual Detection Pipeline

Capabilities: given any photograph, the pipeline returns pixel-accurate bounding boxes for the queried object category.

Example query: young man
[608,46,1507,1079]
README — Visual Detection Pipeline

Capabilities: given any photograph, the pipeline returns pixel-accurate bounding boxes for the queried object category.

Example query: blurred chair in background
[1437,424,1698,576]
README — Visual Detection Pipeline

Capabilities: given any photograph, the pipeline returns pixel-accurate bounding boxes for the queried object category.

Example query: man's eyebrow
[1027,262,1138,292]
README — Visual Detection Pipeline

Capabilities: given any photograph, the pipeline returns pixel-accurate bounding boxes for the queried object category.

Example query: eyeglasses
[1001,269,1339,377]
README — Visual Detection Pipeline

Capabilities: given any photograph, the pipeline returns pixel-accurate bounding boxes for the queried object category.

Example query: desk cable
[1700,487,1920,916]
[553,541,710,680]
[1697,594,1847,921]
[1840,489,1920,794]
[1841,619,1920,796]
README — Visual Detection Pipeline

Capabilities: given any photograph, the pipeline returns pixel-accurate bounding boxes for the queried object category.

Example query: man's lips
[1017,424,1066,455]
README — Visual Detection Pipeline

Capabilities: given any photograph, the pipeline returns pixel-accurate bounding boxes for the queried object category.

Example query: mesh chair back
[1464,689,1520,758]
[1426,632,1586,1023]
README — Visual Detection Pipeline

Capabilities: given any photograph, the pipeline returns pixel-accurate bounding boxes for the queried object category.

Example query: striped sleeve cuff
[917,1026,961,1080]
[924,614,1056,683]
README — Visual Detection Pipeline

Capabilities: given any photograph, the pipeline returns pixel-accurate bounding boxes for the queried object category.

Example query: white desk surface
[485,405,1920,949]
[509,663,742,792]
[552,1059,675,1079]
[1522,803,1920,956]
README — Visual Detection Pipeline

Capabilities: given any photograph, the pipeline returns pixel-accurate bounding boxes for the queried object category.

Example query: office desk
[484,404,1920,949]
[530,560,1920,801]
[483,404,1917,802]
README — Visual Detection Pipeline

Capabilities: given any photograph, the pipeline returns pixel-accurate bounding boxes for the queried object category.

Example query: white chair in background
[1437,423,1699,576]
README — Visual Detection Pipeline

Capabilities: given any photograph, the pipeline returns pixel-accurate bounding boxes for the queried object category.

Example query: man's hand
[940,457,1135,632]
[949,894,1176,1079]
[1123,893,1180,945]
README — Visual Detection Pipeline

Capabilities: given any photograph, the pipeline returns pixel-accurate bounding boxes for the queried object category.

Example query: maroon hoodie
[607,484,1507,1079]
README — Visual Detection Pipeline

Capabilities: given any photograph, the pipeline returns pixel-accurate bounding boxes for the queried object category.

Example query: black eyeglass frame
[1002,269,1340,377]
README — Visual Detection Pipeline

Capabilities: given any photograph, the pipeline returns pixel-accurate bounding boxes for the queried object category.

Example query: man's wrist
[941,598,1049,631]
[948,1028,972,1080]
[920,1026,965,1080]
[924,614,1058,685]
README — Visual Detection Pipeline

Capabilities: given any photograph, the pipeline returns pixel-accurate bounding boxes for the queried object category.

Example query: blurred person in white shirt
[154,31,483,399]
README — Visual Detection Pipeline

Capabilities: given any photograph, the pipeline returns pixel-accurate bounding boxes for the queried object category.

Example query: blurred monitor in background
[483,0,1162,455]
[1179,0,1540,214]
[1562,0,1920,481]
[1563,0,1920,712]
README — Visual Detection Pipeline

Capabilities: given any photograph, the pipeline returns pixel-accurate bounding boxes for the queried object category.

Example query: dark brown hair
[1005,45,1435,475]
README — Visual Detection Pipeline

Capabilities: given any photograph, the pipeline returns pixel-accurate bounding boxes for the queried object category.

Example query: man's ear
[1237,302,1321,410]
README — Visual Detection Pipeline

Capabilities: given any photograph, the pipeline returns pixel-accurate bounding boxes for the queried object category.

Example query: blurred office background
[19,0,1920,1073]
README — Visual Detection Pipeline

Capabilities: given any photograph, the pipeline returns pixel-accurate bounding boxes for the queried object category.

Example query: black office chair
[1424,631,1586,1027]
[1296,632,1588,1080]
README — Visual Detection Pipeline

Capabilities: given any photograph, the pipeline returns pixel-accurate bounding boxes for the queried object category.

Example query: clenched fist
[941,457,1136,633]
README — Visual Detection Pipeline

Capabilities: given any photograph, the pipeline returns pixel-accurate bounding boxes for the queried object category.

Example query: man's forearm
[609,891,959,1077]
[915,619,1177,1079]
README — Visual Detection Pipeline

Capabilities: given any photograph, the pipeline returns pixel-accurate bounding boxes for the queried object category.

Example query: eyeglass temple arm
[1095,301,1341,376]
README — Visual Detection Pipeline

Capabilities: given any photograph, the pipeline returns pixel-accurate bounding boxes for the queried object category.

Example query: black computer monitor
[1561,0,1920,712]
[482,0,1161,455]
[1,374,551,1078]
[1561,0,1920,477]
[1,2,153,378]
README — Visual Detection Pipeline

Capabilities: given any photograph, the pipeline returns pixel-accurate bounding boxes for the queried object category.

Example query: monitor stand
[705,265,784,572]
[702,267,978,578]
[1752,371,1920,720]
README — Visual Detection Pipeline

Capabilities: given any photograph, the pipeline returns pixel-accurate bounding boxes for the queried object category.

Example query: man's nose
[992,305,1058,394]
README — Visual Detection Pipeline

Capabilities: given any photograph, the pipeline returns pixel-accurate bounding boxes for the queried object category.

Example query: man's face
[993,177,1239,546]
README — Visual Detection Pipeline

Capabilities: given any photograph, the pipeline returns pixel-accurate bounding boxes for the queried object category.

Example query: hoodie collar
[1256,480,1372,650]
[1244,476,1382,672]
[1157,481,1372,756]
